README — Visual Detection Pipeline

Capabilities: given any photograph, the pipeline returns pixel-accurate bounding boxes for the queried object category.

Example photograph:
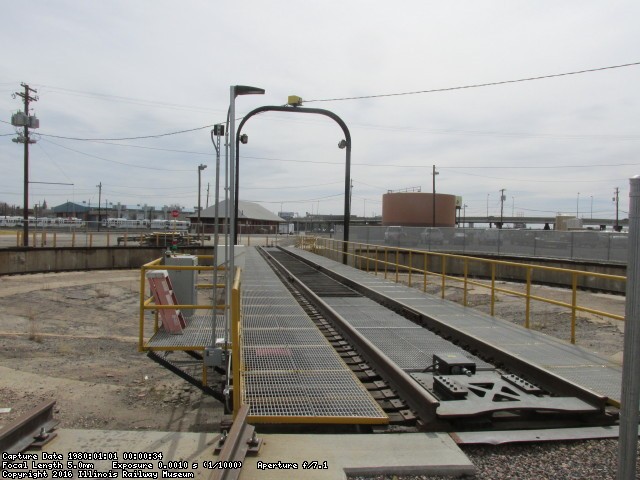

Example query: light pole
[499,189,506,229]
[590,195,593,219]
[227,85,264,356]
[432,165,439,228]
[614,187,620,231]
[486,193,490,221]
[197,164,207,228]
[576,192,580,217]
[463,204,467,228]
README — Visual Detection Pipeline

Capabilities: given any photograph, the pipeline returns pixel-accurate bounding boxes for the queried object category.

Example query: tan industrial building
[382,192,457,227]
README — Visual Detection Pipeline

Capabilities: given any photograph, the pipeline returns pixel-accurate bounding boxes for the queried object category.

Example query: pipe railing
[300,237,626,345]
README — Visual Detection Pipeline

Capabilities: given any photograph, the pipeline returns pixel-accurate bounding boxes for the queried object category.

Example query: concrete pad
[16,428,221,478]
[240,433,475,480]
[10,429,474,480]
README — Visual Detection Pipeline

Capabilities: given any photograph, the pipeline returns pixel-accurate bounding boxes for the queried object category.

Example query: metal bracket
[0,400,59,453]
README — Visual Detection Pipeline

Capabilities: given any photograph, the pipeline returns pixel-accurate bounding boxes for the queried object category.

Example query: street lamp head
[240,134,249,144]
[338,139,347,149]
[234,85,265,96]
[198,164,207,171]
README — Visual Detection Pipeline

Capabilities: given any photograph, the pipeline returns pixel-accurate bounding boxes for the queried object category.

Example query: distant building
[382,192,457,227]
[190,200,284,234]
[52,201,90,219]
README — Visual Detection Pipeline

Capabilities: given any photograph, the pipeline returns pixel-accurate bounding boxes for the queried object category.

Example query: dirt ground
[0,267,626,435]
[0,270,225,432]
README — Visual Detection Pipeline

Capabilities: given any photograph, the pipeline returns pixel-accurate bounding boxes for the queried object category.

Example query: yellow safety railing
[138,255,225,352]
[302,237,626,345]
[231,268,242,418]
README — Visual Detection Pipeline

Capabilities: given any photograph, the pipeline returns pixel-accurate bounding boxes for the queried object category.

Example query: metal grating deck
[145,313,226,350]
[240,248,388,424]
[289,246,625,404]
[323,298,493,373]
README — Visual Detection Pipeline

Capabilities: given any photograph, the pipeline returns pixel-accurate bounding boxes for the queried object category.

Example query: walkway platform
[288,247,623,405]
[240,248,387,424]
[145,313,225,351]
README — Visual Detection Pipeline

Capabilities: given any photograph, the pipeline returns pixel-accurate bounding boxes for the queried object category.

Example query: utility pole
[432,165,439,228]
[614,187,620,231]
[349,178,353,218]
[97,182,102,231]
[198,164,207,228]
[499,188,506,228]
[11,83,39,247]
[206,182,210,208]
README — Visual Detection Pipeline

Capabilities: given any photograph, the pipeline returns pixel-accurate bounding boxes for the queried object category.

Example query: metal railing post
[423,252,428,292]
[525,267,532,329]
[490,263,496,316]
[384,248,388,279]
[463,258,468,307]
[618,175,640,480]
[571,272,578,344]
[232,269,242,418]
[441,256,446,299]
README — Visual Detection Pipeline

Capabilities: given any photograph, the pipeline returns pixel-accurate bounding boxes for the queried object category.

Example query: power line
[40,138,194,171]
[37,124,216,142]
[304,61,640,103]
[33,84,225,114]
[20,61,640,143]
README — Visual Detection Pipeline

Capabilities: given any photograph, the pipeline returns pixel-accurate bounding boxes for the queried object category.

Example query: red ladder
[146,270,186,334]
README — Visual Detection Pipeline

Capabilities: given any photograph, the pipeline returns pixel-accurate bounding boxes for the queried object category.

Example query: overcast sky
[1,1,638,221]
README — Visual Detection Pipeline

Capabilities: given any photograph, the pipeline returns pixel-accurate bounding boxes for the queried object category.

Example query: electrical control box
[433,353,476,376]
[164,254,198,318]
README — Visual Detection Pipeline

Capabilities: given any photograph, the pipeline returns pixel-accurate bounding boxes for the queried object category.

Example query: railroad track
[258,246,618,433]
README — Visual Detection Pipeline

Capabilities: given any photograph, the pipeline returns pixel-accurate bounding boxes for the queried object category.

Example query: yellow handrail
[231,267,242,418]
[138,255,227,351]
[307,237,626,345]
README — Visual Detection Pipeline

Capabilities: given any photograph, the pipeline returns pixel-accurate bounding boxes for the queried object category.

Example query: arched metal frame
[234,105,352,264]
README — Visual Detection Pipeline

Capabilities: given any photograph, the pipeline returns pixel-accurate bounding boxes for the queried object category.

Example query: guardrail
[138,256,243,408]
[300,237,626,345]
[138,255,223,352]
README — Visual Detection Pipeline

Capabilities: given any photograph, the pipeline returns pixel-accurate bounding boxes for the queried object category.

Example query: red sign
[171,210,179,218]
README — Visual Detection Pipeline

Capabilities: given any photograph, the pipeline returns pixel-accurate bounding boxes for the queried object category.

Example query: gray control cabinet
[164,253,198,318]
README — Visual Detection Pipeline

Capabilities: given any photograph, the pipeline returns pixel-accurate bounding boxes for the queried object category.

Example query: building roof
[194,200,284,222]
[52,201,90,213]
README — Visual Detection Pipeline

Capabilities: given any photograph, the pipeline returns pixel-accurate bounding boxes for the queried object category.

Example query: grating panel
[289,247,624,403]
[546,366,621,401]
[146,313,226,349]
[242,370,387,419]
[243,328,326,346]
[243,304,306,316]
[238,248,387,423]
[243,346,295,371]
[242,314,318,329]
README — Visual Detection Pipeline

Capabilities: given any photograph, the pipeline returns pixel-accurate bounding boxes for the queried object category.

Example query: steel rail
[0,400,58,453]
[278,246,608,412]
[259,247,441,425]
[210,404,259,480]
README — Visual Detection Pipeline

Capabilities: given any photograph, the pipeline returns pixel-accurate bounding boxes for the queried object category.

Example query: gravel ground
[350,439,640,479]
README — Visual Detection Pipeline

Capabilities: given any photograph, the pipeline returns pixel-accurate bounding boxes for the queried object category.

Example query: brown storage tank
[382,192,456,227]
